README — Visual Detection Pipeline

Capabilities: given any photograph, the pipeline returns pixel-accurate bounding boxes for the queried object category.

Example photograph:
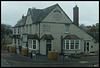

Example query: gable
[42,5,72,23]
[25,15,33,25]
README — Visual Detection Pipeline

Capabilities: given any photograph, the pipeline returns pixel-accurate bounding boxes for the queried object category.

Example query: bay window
[64,39,80,50]
[75,40,79,49]
[70,40,74,49]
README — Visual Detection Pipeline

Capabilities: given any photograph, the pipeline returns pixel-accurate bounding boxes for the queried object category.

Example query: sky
[1,1,99,27]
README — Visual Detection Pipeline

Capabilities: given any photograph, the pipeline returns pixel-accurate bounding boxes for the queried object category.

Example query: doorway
[84,41,90,53]
[46,40,51,55]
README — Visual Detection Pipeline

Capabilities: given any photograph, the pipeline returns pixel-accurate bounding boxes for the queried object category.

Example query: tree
[79,24,88,31]
[1,23,13,45]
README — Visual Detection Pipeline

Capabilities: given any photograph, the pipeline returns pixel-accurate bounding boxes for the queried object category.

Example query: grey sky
[1,1,99,27]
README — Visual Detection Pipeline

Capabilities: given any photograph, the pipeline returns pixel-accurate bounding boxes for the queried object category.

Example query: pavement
[1,50,99,67]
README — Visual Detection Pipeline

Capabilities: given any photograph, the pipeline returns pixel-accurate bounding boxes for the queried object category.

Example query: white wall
[42,5,72,23]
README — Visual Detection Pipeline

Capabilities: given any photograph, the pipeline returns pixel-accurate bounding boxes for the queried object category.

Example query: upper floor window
[14,28,16,34]
[65,24,69,33]
[35,25,38,33]
[18,28,19,34]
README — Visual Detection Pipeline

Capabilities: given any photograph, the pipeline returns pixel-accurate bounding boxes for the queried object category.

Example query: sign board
[22,34,27,42]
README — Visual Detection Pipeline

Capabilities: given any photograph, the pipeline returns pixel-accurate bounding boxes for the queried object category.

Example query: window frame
[64,39,81,50]
[31,39,39,50]
[14,28,16,34]
[65,24,70,33]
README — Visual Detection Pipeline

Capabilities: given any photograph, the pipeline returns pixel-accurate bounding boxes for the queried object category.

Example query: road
[1,59,11,67]
[1,50,99,67]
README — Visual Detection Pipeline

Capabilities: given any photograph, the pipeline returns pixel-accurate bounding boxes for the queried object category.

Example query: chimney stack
[73,5,79,27]
[22,14,24,18]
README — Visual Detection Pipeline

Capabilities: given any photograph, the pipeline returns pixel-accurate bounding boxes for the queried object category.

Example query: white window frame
[16,28,18,35]
[18,28,20,34]
[13,28,16,34]
[35,25,38,33]
[13,38,16,45]
[64,39,81,50]
[32,39,39,50]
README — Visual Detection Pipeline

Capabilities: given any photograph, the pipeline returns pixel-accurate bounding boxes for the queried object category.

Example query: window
[65,24,69,33]
[14,28,16,34]
[18,28,19,34]
[64,40,80,50]
[35,25,38,33]
[70,40,74,49]
[18,39,20,45]
[64,40,69,49]
[13,38,16,45]
[33,40,36,49]
[75,40,79,49]
[32,40,39,50]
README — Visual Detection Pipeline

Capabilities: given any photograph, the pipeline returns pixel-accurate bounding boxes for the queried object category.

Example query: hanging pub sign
[22,34,27,42]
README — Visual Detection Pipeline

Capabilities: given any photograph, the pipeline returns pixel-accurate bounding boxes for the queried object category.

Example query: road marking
[1,59,11,67]
[79,61,88,63]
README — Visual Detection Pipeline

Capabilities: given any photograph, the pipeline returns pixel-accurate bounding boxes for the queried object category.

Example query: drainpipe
[61,35,63,54]
[15,38,16,54]
[26,33,28,57]
[39,22,40,54]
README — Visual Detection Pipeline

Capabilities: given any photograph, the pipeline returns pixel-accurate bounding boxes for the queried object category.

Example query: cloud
[1,1,99,26]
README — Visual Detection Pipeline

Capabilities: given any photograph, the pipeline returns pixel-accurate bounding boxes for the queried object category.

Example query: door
[46,40,51,55]
[84,41,90,53]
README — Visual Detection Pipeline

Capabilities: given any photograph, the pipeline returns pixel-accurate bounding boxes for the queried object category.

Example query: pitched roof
[14,3,72,27]
[28,34,39,39]
[14,16,27,27]
[30,9,42,23]
[13,4,58,27]
[41,34,54,40]
[34,4,58,23]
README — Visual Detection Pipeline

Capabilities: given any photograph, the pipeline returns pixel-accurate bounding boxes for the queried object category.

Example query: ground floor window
[64,39,80,50]
[32,40,39,50]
